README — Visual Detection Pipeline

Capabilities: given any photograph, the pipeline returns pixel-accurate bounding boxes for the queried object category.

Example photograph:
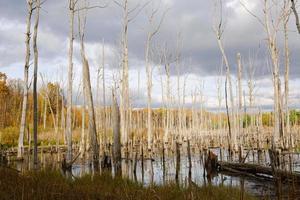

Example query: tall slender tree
[213,0,236,151]
[144,3,167,150]
[78,9,99,167]
[32,0,41,166]
[66,0,76,164]
[17,0,34,160]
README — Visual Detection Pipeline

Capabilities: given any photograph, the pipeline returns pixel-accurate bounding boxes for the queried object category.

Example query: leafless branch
[114,0,124,9]
[75,3,108,12]
[128,1,151,22]
[239,0,265,28]
[291,0,300,33]
[150,8,169,38]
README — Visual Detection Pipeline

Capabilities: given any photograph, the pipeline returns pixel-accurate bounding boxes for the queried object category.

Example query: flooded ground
[6,147,300,199]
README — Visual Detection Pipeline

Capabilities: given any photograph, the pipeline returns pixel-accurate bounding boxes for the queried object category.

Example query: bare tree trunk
[17,0,34,159]
[96,54,102,147]
[237,53,244,153]
[102,40,107,153]
[216,61,223,146]
[263,0,282,146]
[61,94,66,144]
[247,58,254,134]
[43,99,47,129]
[145,7,167,149]
[33,0,40,166]
[164,62,171,144]
[283,0,291,147]
[55,85,60,150]
[66,0,75,163]
[175,35,182,142]
[79,86,86,159]
[145,33,152,151]
[79,13,99,167]
[120,0,129,146]
[112,89,121,176]
[213,0,236,151]
[216,37,236,151]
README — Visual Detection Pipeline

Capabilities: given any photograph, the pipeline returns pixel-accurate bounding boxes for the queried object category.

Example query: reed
[0,167,256,200]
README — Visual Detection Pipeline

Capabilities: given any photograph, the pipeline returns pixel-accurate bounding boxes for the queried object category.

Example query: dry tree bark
[112,88,121,176]
[163,48,172,144]
[145,3,167,150]
[66,0,76,163]
[101,41,107,153]
[78,10,99,166]
[79,81,86,159]
[213,0,236,151]
[116,0,130,146]
[32,0,41,166]
[262,0,283,146]
[43,99,47,129]
[237,53,243,147]
[17,0,34,159]
[114,0,148,147]
[283,0,292,147]
[175,33,182,142]
[241,0,286,147]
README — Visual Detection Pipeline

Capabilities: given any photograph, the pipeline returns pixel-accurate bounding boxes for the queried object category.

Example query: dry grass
[0,167,257,200]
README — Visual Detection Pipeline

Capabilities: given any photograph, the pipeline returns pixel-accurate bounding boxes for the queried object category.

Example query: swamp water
[6,147,300,199]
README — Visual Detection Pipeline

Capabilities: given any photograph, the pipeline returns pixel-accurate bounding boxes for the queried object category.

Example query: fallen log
[218,161,300,183]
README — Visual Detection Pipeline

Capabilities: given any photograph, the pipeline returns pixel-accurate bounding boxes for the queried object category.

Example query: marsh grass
[0,167,257,200]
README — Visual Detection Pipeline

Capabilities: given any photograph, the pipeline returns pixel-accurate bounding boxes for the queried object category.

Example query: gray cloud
[1,0,300,108]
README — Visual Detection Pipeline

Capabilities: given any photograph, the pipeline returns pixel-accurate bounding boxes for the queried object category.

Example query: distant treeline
[1,72,300,146]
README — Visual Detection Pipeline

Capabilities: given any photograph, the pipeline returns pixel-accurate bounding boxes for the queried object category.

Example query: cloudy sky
[0,0,300,109]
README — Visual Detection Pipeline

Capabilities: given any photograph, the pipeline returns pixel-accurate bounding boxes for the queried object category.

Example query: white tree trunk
[66,0,75,163]
[17,0,34,159]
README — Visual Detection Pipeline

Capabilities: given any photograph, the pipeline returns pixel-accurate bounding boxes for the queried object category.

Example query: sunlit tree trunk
[17,0,34,159]
[78,12,99,166]
[79,84,86,159]
[120,0,129,146]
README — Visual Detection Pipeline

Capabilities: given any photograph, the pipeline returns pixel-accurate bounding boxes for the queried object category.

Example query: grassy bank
[0,167,256,200]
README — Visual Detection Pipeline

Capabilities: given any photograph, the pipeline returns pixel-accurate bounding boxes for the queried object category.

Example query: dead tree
[17,0,34,160]
[112,88,121,176]
[213,0,236,151]
[101,40,107,155]
[144,3,167,150]
[262,0,285,146]
[115,0,130,146]
[163,47,171,144]
[78,10,99,167]
[175,33,182,142]
[240,0,286,147]
[32,0,41,166]
[237,53,243,148]
[66,0,76,164]
[79,80,86,159]
[283,0,292,147]
[115,0,148,146]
